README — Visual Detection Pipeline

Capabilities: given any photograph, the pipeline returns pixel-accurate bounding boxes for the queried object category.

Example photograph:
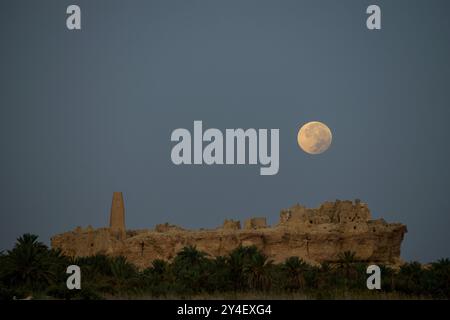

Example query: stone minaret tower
[110,192,126,238]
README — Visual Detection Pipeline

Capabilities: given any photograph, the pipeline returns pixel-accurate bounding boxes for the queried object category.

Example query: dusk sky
[1,0,450,262]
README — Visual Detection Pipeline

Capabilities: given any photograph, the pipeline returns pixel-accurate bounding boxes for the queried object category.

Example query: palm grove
[0,234,449,299]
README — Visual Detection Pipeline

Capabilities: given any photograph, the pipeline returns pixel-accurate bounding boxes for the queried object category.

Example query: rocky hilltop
[51,193,407,269]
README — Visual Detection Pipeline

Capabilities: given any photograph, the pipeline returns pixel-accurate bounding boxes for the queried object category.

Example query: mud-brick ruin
[51,192,407,269]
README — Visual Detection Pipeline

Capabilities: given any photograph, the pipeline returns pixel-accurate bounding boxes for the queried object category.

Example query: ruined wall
[222,219,241,230]
[51,199,407,270]
[244,217,267,230]
[279,200,371,226]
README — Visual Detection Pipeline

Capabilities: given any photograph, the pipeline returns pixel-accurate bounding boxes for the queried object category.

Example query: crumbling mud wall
[51,199,407,270]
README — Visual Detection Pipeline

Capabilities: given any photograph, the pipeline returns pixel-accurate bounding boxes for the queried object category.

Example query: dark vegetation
[0,234,449,299]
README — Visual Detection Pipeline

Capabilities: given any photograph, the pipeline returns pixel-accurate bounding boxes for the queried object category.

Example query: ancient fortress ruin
[51,192,407,269]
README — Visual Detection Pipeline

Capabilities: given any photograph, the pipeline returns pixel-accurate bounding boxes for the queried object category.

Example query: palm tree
[172,246,209,294]
[398,261,424,295]
[227,248,246,291]
[337,251,356,275]
[430,258,450,275]
[109,256,139,294]
[140,259,171,297]
[0,234,59,293]
[204,256,231,292]
[226,245,260,292]
[72,254,119,295]
[337,251,357,287]
[74,253,113,277]
[317,261,334,289]
[150,259,168,275]
[174,245,208,266]
[379,264,396,291]
[428,258,450,298]
[110,256,137,279]
[282,257,310,291]
[243,252,273,291]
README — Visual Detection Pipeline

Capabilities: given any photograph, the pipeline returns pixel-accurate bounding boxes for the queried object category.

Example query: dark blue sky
[1,0,449,262]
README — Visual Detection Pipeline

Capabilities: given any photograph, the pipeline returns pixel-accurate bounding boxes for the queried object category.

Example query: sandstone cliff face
[51,200,407,269]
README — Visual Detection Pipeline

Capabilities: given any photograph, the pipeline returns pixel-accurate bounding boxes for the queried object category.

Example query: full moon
[297,121,332,154]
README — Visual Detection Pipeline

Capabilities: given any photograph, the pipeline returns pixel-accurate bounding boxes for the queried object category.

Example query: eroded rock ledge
[51,197,407,269]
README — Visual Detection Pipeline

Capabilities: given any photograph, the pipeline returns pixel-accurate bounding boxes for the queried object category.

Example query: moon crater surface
[297,121,332,155]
